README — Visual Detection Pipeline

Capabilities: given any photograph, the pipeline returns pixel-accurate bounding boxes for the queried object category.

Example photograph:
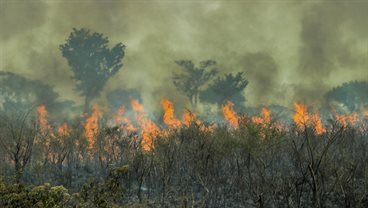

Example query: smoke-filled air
[0,0,368,207]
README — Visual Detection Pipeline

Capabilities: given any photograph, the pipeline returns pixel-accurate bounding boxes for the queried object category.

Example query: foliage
[200,72,248,106]
[325,80,368,112]
[60,28,125,110]
[173,60,218,106]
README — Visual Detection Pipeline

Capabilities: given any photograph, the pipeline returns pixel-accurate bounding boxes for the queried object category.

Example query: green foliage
[60,28,125,109]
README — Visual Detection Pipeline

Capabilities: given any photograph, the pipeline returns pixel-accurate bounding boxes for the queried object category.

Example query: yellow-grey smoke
[1,0,367,112]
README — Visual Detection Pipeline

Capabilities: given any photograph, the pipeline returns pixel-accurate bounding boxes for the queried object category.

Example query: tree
[325,80,368,112]
[0,71,73,117]
[200,72,248,106]
[60,28,125,110]
[173,60,218,107]
[0,110,36,182]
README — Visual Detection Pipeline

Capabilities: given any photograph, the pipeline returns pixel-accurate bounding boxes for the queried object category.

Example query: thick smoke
[1,0,367,113]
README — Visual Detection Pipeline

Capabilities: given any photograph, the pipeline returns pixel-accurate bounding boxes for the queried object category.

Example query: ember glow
[221,101,239,128]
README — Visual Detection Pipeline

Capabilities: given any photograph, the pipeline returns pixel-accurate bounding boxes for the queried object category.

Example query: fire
[293,103,325,134]
[131,99,160,151]
[114,106,126,125]
[114,106,137,132]
[57,122,70,137]
[161,98,181,128]
[293,103,309,129]
[309,114,325,135]
[37,104,49,135]
[335,112,358,127]
[252,107,271,125]
[221,101,239,128]
[182,110,196,127]
[84,104,102,150]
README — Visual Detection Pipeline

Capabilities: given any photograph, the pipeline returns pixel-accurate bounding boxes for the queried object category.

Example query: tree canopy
[200,72,248,106]
[60,28,125,110]
[325,80,368,112]
[172,60,218,106]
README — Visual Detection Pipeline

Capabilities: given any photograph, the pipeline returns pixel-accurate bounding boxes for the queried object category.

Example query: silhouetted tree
[0,71,73,116]
[325,80,368,112]
[173,60,218,107]
[200,72,248,106]
[60,28,125,110]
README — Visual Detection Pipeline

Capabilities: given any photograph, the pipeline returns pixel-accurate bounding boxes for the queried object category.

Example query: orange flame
[131,99,160,151]
[252,107,272,126]
[57,122,70,137]
[182,111,196,127]
[114,106,126,125]
[293,103,325,134]
[161,98,181,128]
[222,101,239,128]
[84,104,102,150]
[335,112,358,127]
[293,103,309,129]
[114,106,137,132]
[37,104,49,135]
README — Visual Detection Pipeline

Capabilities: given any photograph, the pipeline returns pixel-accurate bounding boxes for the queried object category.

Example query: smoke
[1,0,367,113]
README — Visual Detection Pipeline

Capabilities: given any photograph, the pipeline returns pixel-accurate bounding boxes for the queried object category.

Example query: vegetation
[0,108,367,207]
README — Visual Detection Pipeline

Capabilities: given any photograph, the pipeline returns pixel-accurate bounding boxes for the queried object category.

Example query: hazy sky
[1,0,367,112]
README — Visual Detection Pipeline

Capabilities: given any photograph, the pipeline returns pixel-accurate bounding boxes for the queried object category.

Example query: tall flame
[37,104,49,135]
[131,99,160,151]
[161,98,181,128]
[221,101,239,128]
[293,103,325,134]
[84,105,102,150]
[114,106,126,125]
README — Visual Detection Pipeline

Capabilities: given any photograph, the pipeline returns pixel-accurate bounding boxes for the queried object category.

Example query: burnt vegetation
[1,28,368,208]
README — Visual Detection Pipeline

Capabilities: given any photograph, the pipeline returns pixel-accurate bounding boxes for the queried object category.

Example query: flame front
[221,101,239,128]
[252,107,271,126]
[293,103,325,134]
[131,99,160,151]
[182,111,196,127]
[84,105,102,150]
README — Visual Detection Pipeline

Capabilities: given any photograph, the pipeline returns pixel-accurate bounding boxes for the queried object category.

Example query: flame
[57,122,70,137]
[37,104,49,135]
[309,114,326,134]
[182,111,196,127]
[161,98,181,128]
[114,106,137,132]
[335,112,358,127]
[293,103,325,134]
[293,103,309,129]
[131,99,160,151]
[252,107,271,126]
[84,104,102,150]
[114,106,126,125]
[221,101,239,128]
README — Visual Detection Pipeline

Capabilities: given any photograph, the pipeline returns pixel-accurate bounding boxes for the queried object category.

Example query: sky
[1,0,367,112]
